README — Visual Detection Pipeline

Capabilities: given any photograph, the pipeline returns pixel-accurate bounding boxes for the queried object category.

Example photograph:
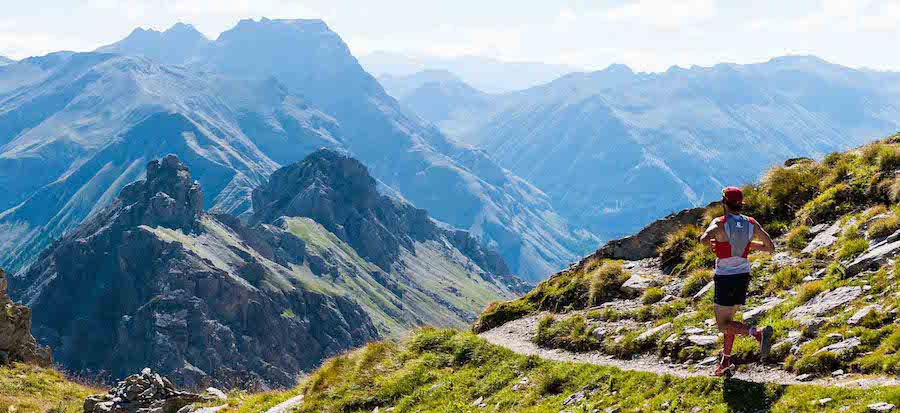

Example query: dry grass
[0,363,103,413]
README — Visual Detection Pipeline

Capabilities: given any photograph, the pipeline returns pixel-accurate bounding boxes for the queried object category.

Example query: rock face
[14,155,379,389]
[591,204,710,262]
[84,368,212,413]
[0,268,51,366]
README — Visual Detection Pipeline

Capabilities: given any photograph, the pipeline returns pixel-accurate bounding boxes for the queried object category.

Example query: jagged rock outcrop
[0,268,51,366]
[591,204,710,262]
[84,368,213,413]
[14,155,379,389]
[250,149,528,292]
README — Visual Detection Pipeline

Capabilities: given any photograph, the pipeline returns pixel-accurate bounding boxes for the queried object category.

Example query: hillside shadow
[722,378,784,412]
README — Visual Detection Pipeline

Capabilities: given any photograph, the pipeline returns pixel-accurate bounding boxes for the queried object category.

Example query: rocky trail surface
[480,312,900,389]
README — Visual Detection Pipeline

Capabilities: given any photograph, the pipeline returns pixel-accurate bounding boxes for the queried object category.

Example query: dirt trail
[478,313,899,389]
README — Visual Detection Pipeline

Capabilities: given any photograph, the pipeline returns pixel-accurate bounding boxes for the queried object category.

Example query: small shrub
[866,144,900,171]
[585,261,629,305]
[534,367,568,395]
[785,225,811,251]
[836,238,869,261]
[642,287,665,305]
[769,267,807,292]
[812,248,830,260]
[794,351,841,374]
[797,281,825,303]
[671,242,715,276]
[659,226,702,270]
[533,315,600,352]
[796,184,856,225]
[861,205,889,222]
[824,151,843,167]
[681,269,713,298]
[868,215,900,239]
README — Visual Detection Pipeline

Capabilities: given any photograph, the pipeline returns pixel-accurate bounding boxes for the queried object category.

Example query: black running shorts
[713,273,750,306]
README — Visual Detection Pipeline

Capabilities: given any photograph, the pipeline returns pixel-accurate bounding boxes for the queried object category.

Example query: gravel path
[479,312,900,389]
[265,395,304,413]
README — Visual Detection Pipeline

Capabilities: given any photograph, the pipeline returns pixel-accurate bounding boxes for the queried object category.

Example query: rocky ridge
[12,151,523,389]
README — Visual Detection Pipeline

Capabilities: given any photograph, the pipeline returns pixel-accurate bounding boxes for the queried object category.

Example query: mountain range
[11,150,525,388]
[359,51,579,94]
[0,19,595,282]
[390,57,900,240]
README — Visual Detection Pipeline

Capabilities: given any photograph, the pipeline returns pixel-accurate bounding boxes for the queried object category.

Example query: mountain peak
[117,154,203,231]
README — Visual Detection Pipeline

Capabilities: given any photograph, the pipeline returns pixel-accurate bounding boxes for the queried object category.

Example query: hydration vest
[714,214,755,275]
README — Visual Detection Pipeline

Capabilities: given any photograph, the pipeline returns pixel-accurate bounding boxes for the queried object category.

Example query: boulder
[0,268,52,367]
[848,305,876,326]
[84,368,213,413]
[789,287,862,321]
[847,230,900,275]
[591,327,608,341]
[691,281,714,301]
[802,221,844,254]
[801,317,827,337]
[637,322,672,342]
[869,402,895,412]
[742,297,784,324]
[813,337,861,357]
[621,274,652,295]
[687,335,718,347]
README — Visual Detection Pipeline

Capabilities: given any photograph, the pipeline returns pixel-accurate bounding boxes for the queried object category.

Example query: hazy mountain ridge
[406,56,900,240]
[12,151,524,388]
[0,18,593,282]
[359,51,579,93]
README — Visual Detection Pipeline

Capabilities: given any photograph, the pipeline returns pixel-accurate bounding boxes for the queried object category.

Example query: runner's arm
[699,221,719,249]
[750,220,775,252]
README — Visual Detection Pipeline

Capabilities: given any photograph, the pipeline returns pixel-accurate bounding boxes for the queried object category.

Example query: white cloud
[744,0,900,33]
[593,0,718,29]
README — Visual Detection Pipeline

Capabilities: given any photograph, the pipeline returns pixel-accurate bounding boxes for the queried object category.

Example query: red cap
[722,186,744,205]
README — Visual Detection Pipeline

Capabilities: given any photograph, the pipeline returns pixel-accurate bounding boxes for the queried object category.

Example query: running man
[699,186,775,377]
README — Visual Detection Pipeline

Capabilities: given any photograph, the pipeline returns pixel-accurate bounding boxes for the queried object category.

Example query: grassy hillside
[475,133,900,377]
[298,329,899,412]
[11,329,900,412]
[0,363,102,413]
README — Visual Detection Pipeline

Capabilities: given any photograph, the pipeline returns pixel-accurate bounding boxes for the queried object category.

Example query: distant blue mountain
[404,56,900,240]
[360,51,579,94]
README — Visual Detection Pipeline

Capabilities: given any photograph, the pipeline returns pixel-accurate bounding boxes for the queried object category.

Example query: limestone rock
[0,268,52,367]
[813,337,861,357]
[848,305,876,326]
[692,281,714,302]
[869,402,895,412]
[688,335,718,347]
[84,368,212,413]
[802,221,843,254]
[621,274,652,295]
[789,287,862,321]
[847,230,900,274]
[637,322,671,342]
[742,297,784,324]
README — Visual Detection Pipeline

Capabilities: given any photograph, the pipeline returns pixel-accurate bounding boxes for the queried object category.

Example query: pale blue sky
[1,0,899,72]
